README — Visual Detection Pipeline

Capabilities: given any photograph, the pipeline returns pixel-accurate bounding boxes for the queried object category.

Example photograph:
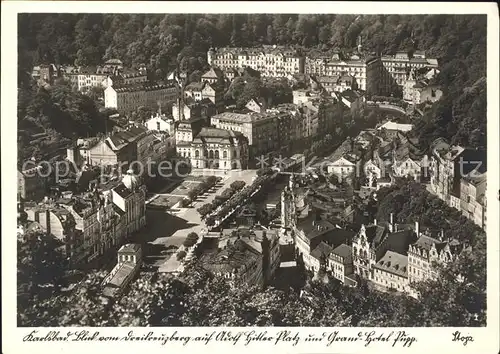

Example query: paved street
[142,170,258,271]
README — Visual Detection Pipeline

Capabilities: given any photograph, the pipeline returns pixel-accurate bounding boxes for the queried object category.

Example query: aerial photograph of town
[17,13,487,327]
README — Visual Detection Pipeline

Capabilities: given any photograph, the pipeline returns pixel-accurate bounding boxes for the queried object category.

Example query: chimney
[390,212,394,225]
[373,219,377,226]
[415,221,419,237]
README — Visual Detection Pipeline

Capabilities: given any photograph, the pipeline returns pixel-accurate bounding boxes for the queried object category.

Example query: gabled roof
[202,67,224,79]
[365,224,387,247]
[412,235,442,251]
[112,182,134,199]
[330,156,356,167]
[185,82,206,91]
[373,250,408,277]
[119,243,141,253]
[311,241,333,260]
[330,243,353,263]
[340,89,364,103]
[192,127,245,145]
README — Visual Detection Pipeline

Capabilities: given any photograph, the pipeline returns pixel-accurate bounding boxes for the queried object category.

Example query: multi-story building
[211,111,279,158]
[104,81,179,114]
[183,81,224,113]
[381,51,438,91]
[199,228,280,288]
[145,113,175,135]
[352,215,416,282]
[407,228,460,284]
[60,190,117,264]
[392,156,423,181]
[65,66,111,92]
[304,54,334,77]
[18,163,49,201]
[305,54,384,95]
[102,243,142,298]
[208,46,305,78]
[335,89,366,110]
[300,101,320,138]
[328,243,355,285]
[403,68,442,105]
[110,170,147,236]
[201,67,225,85]
[31,64,57,86]
[429,139,486,205]
[24,202,79,265]
[172,97,217,122]
[190,127,249,170]
[459,173,487,229]
[372,250,410,293]
[88,127,145,171]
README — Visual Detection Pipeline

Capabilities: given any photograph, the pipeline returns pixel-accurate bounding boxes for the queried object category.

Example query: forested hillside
[18,14,487,161]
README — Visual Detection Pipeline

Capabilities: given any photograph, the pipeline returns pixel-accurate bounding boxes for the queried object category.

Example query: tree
[220,188,235,200]
[230,180,246,191]
[183,233,199,248]
[176,250,187,261]
[197,203,214,218]
[205,175,218,187]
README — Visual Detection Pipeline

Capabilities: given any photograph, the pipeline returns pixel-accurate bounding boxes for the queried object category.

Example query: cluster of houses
[23,44,486,299]
[208,42,439,100]
[307,118,487,231]
[17,169,146,268]
[280,173,468,296]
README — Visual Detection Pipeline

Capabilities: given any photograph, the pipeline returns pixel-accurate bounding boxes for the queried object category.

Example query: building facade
[211,112,279,158]
[381,51,439,88]
[18,163,49,201]
[459,173,487,229]
[104,81,179,113]
[208,46,305,78]
[305,55,384,95]
[190,127,249,170]
[200,229,280,288]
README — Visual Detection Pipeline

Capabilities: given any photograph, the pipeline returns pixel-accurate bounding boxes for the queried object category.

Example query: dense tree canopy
[19,14,485,82]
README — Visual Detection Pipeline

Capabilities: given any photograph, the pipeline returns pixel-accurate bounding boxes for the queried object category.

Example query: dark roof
[113,80,177,93]
[330,243,353,263]
[201,238,260,274]
[185,82,205,91]
[107,126,147,150]
[340,89,364,103]
[193,127,245,144]
[365,224,388,246]
[311,241,333,260]
[383,229,417,255]
[412,235,442,251]
[112,183,133,198]
[296,214,335,241]
[119,243,141,253]
[373,250,408,277]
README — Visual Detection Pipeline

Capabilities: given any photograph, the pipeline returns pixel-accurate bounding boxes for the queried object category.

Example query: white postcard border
[2,2,499,354]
